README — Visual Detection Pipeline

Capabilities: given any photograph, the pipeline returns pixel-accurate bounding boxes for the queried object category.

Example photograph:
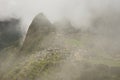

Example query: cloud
[0,0,120,31]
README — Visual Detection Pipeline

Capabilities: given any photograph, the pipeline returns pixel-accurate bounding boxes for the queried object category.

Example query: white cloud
[0,0,120,31]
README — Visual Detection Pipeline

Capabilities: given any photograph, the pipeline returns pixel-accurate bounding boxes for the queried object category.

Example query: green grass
[2,49,68,80]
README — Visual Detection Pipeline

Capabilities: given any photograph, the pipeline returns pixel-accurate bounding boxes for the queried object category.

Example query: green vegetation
[2,49,69,80]
[0,13,120,80]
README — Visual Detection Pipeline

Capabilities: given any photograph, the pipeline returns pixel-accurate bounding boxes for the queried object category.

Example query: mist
[0,0,120,31]
[0,0,120,80]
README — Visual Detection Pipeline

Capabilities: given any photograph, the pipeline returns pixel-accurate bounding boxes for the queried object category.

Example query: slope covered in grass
[0,13,120,80]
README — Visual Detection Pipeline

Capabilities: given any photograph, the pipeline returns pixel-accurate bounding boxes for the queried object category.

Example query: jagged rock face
[21,13,55,53]
[0,18,22,50]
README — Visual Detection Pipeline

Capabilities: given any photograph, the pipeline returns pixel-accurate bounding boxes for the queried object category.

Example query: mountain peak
[21,13,55,54]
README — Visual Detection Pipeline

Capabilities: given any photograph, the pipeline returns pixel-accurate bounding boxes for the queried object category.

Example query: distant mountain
[20,13,55,54]
[0,18,22,50]
[54,19,81,36]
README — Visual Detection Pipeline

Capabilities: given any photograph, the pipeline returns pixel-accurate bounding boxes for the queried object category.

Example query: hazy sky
[0,0,120,30]
[0,0,64,22]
